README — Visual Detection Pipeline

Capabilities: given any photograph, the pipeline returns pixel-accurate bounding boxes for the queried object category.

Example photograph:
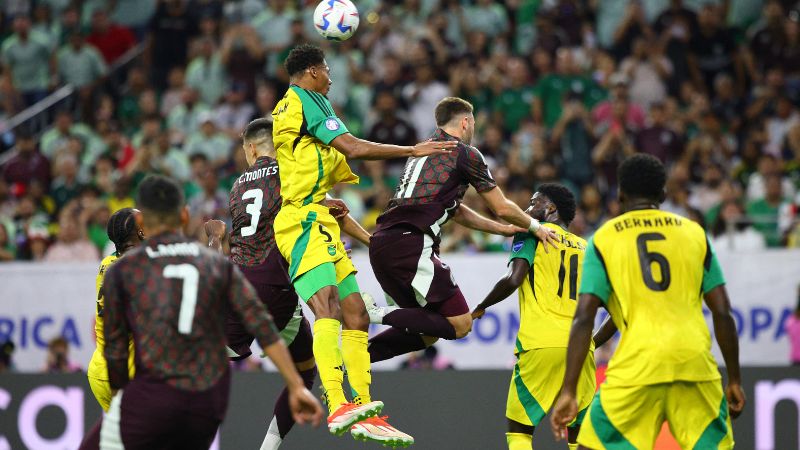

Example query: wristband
[528,218,541,233]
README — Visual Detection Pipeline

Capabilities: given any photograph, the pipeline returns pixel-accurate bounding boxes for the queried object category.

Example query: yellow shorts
[578,380,734,450]
[274,203,356,285]
[506,347,596,427]
[87,346,135,411]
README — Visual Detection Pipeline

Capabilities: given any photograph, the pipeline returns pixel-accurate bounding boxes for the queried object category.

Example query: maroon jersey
[102,233,280,391]
[228,156,291,284]
[376,128,497,241]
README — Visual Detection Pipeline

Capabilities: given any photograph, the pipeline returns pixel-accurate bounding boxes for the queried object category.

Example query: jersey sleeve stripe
[304,90,329,116]
[309,91,335,116]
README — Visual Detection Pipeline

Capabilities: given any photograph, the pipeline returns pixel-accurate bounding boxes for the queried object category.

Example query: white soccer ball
[313,0,360,41]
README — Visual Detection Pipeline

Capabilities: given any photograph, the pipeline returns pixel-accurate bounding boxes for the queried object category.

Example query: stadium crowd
[1,0,800,263]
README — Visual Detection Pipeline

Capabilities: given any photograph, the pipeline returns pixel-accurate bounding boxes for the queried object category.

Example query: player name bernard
[613,215,683,232]
[145,243,201,258]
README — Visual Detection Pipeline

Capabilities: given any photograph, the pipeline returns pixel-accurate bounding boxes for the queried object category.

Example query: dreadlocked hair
[107,208,137,255]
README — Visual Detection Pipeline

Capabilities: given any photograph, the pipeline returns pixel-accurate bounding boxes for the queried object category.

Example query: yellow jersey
[271,85,358,207]
[88,253,134,380]
[510,223,591,352]
[580,209,725,386]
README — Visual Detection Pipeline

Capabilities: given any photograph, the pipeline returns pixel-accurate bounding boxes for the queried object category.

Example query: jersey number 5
[163,264,200,334]
[557,250,579,300]
[241,189,264,237]
[636,233,671,291]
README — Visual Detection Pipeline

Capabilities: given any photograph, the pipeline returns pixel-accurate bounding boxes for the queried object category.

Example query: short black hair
[136,175,184,220]
[242,118,273,143]
[285,44,325,77]
[434,97,474,126]
[107,208,137,254]
[618,154,667,201]
[537,183,577,226]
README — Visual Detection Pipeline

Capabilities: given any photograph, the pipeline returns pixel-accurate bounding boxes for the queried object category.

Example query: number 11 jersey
[580,209,726,386]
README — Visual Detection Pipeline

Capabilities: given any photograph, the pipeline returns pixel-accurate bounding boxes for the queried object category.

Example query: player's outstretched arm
[704,285,746,419]
[472,259,529,319]
[453,204,526,237]
[593,315,618,347]
[478,187,559,252]
[262,340,324,427]
[324,197,371,246]
[551,293,601,441]
[330,133,457,160]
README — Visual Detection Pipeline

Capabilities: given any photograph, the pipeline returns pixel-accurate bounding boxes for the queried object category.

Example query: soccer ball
[313,0,360,41]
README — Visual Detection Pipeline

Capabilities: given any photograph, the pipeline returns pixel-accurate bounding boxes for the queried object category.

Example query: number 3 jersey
[102,234,281,391]
[580,209,726,386]
[509,223,590,353]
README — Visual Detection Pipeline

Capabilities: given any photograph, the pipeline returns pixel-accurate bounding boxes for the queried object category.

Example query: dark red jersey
[376,128,497,241]
[102,233,280,391]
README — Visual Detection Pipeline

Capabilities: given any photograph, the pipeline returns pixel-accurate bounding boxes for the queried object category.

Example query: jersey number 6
[636,233,671,291]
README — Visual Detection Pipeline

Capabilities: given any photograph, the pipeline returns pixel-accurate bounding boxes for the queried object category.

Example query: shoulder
[98,254,118,274]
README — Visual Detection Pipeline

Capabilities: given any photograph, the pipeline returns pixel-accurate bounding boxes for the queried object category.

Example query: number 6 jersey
[580,209,726,386]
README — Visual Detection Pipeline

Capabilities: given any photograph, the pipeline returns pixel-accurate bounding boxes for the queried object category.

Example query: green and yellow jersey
[580,209,726,386]
[271,85,358,207]
[510,223,592,352]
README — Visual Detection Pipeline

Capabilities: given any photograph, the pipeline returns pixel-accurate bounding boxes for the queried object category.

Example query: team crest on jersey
[512,241,524,252]
[327,245,336,256]
[325,118,339,131]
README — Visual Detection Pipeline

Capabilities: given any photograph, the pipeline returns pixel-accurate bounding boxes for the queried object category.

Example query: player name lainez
[238,165,278,183]
[614,215,683,232]
[146,243,201,258]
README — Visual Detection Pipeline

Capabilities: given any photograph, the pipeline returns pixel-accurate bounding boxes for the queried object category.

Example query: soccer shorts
[577,380,734,449]
[506,347,596,428]
[87,345,135,412]
[369,226,468,317]
[274,203,356,298]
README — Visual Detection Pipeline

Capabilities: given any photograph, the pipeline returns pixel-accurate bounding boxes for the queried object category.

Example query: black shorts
[99,372,230,450]
[369,226,468,317]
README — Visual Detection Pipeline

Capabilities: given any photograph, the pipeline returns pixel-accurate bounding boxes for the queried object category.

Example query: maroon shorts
[369,226,468,317]
[226,263,312,362]
[99,371,230,450]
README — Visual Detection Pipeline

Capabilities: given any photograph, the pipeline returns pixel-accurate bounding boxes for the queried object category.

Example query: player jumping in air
[362,97,558,363]
[471,184,596,450]
[100,175,323,449]
[551,154,745,449]
[271,43,453,446]
[204,118,370,450]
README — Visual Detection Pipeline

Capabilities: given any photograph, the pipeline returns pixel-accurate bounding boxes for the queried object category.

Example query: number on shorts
[241,189,264,237]
[636,232,671,291]
[163,264,200,334]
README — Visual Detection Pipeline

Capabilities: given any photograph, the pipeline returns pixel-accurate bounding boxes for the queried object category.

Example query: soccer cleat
[350,415,415,447]
[327,401,384,436]
[362,292,397,325]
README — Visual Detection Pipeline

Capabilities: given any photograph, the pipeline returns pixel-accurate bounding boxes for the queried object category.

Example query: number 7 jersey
[580,209,726,386]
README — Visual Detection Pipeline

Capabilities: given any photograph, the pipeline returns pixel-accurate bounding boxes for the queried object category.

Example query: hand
[204,220,227,241]
[471,308,485,320]
[550,392,578,441]
[324,198,349,219]
[501,224,527,237]
[534,226,559,253]
[411,140,457,158]
[726,383,746,419]
[288,386,324,427]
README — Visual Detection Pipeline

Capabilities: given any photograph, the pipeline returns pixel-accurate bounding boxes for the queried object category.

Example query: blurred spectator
[592,97,637,190]
[184,111,232,169]
[635,101,684,166]
[689,4,743,95]
[592,73,646,132]
[710,200,766,252]
[1,14,52,106]
[463,0,509,39]
[2,130,51,190]
[56,30,107,89]
[43,200,99,262]
[215,82,255,139]
[49,153,83,212]
[493,57,536,133]
[40,110,99,160]
[402,64,450,140]
[220,23,264,97]
[747,154,797,202]
[536,48,606,129]
[551,93,594,187]
[619,36,672,108]
[167,87,210,145]
[251,0,296,75]
[43,337,81,373]
[747,174,786,247]
[185,37,227,106]
[160,66,186,117]
[0,221,15,261]
[147,0,196,89]
[0,340,14,372]
[86,8,136,65]
[765,96,799,157]
[788,289,800,366]
[107,177,135,214]
[187,167,229,230]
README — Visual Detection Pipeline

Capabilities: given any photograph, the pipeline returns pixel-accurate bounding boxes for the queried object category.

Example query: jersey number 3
[636,233,671,291]
[241,189,264,237]
[163,264,200,334]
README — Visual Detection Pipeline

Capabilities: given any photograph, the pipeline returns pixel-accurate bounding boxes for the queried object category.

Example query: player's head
[529,183,577,226]
[285,44,331,95]
[136,175,188,232]
[106,207,144,255]
[618,154,667,209]
[435,97,475,144]
[242,118,274,166]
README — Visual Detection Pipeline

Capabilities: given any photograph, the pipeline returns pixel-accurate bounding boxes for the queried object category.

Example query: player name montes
[145,243,201,258]
[238,166,278,183]
[613,216,683,232]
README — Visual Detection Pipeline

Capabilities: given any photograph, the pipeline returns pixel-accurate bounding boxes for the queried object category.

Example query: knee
[308,287,342,321]
[450,314,472,339]
[341,294,369,331]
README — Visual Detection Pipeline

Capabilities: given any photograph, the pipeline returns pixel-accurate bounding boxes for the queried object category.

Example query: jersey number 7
[163,264,200,334]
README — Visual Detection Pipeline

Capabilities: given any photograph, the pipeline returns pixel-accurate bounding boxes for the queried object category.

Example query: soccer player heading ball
[551,154,745,449]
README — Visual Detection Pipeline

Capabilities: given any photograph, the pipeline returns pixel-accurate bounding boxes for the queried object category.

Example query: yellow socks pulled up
[313,318,346,414]
[506,432,532,450]
[341,329,371,404]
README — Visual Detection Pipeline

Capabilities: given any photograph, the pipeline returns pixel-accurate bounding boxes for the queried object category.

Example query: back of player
[100,176,282,450]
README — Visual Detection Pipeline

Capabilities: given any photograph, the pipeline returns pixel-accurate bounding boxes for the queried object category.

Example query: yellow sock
[313,318,346,414]
[568,444,578,450]
[341,329,371,404]
[506,432,532,450]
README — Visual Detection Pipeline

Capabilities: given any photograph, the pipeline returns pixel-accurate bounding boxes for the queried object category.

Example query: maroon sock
[382,308,456,339]
[78,417,102,450]
[368,328,429,363]
[273,366,317,438]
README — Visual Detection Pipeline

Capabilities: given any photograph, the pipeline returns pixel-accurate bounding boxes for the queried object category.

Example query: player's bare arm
[472,259,529,320]
[324,196,371,246]
[593,315,617,348]
[330,132,456,161]
[452,203,525,237]
[704,285,746,419]
[551,293,601,441]
[479,187,559,252]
